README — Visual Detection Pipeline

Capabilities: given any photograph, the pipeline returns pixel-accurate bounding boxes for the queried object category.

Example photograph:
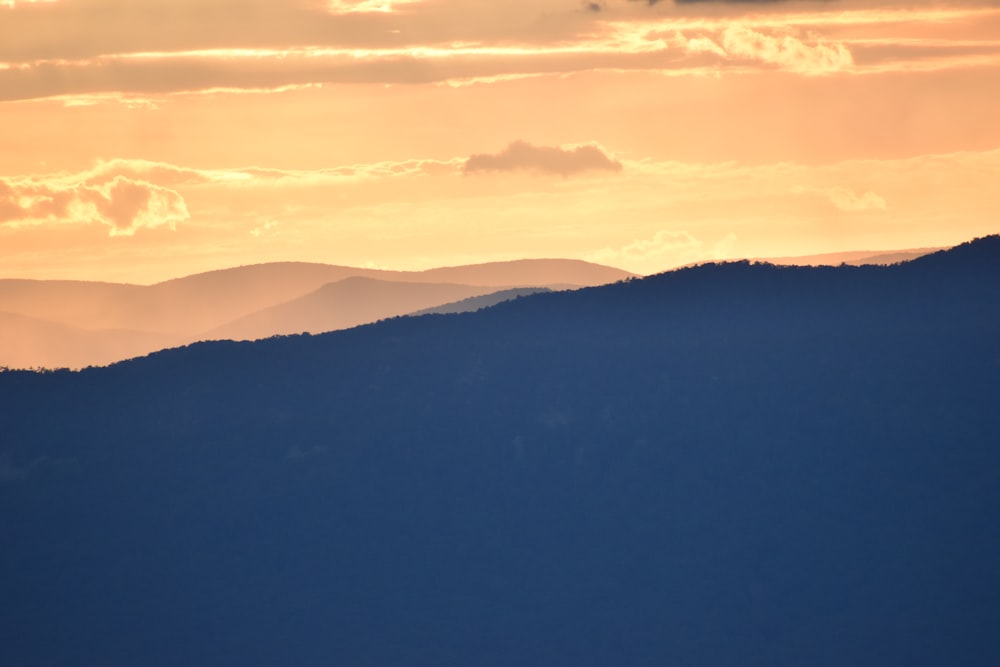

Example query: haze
[2,0,998,283]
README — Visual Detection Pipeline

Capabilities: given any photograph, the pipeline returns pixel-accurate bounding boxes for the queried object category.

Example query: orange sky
[2,0,999,282]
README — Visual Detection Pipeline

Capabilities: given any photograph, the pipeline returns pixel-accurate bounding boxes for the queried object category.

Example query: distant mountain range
[0,248,945,370]
[756,246,942,266]
[1,235,997,666]
[207,278,533,341]
[0,259,632,369]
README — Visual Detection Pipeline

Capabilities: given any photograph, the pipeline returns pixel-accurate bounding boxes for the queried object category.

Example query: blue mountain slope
[0,235,998,667]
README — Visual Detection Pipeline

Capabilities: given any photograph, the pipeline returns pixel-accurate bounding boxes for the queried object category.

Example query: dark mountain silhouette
[1,235,998,666]
[0,259,632,368]
[207,277,517,340]
[409,287,550,316]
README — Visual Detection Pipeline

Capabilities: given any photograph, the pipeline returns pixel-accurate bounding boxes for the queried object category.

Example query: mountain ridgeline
[0,259,633,369]
[1,237,999,666]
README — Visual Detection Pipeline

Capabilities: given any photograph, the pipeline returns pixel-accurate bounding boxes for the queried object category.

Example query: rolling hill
[0,311,182,370]
[0,259,633,368]
[0,236,997,665]
[756,246,940,266]
[207,277,518,341]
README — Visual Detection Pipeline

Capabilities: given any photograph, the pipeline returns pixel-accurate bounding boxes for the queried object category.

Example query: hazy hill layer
[0,279,147,331]
[0,259,632,367]
[1,237,998,666]
[413,258,633,286]
[207,277,514,340]
[757,246,940,266]
[145,262,389,334]
[0,312,181,369]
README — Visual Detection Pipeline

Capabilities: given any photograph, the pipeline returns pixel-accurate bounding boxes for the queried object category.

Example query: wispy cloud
[1,2,997,101]
[69,156,463,188]
[722,25,854,74]
[0,0,57,8]
[327,0,424,14]
[795,186,887,212]
[589,229,705,266]
[3,147,997,278]
[0,154,469,236]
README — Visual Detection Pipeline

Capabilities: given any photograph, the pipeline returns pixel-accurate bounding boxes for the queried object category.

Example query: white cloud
[80,176,188,235]
[712,232,739,261]
[0,0,57,8]
[794,185,887,212]
[589,230,704,274]
[0,3,995,103]
[721,25,854,74]
[682,34,727,58]
[824,187,887,212]
[327,0,423,13]
[0,173,188,236]
[250,219,279,237]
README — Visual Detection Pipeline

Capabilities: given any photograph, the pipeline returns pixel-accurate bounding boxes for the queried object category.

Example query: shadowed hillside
[0,236,998,666]
[410,287,550,316]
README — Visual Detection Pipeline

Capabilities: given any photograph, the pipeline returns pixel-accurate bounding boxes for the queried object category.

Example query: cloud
[792,185,887,212]
[464,141,623,177]
[823,187,887,212]
[250,219,280,238]
[826,188,886,213]
[2,4,995,101]
[0,0,57,8]
[631,0,801,4]
[0,174,188,236]
[0,0,594,64]
[615,230,702,261]
[674,0,806,3]
[713,232,739,260]
[81,159,214,187]
[667,22,853,74]
[682,34,728,57]
[589,230,705,273]
[721,24,853,73]
[327,0,423,13]
[81,177,189,235]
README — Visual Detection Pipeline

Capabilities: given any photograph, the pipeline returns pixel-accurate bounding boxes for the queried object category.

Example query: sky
[1,0,999,283]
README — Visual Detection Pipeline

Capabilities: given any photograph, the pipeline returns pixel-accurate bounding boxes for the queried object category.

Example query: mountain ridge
[0,258,633,368]
[1,235,998,666]
[206,276,527,341]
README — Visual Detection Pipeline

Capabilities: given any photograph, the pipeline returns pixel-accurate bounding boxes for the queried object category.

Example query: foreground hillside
[1,237,998,666]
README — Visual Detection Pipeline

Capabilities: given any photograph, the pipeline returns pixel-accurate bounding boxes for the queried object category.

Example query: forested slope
[1,236,998,667]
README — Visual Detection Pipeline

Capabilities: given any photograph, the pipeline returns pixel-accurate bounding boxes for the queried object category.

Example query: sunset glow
[2,0,998,282]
